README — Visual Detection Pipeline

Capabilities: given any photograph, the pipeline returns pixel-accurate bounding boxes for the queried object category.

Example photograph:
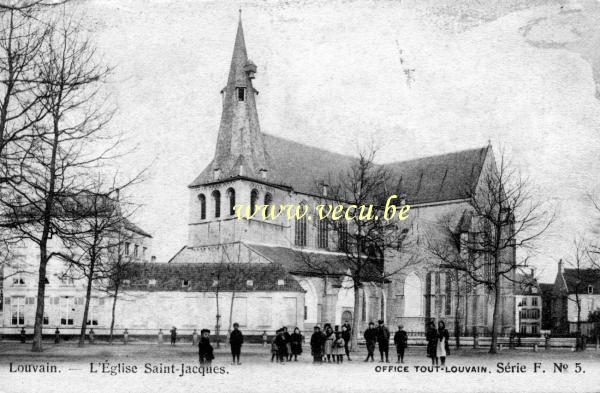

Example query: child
[198,329,214,365]
[275,329,287,364]
[333,332,345,364]
[271,330,279,362]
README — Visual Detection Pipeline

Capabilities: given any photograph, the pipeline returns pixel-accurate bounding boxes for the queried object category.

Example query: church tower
[187,14,286,248]
[203,12,269,183]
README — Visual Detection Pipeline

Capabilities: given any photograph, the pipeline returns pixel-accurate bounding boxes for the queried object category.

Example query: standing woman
[437,321,450,366]
[341,325,352,361]
[290,327,303,361]
[324,326,335,362]
[283,327,292,361]
[425,321,438,365]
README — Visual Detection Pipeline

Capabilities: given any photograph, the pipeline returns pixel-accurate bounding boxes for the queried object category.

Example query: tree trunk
[215,290,221,348]
[78,270,94,347]
[489,282,502,354]
[109,286,119,344]
[31,251,48,352]
[350,284,361,351]
[227,291,236,341]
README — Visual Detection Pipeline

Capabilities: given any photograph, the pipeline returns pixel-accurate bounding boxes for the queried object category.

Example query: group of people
[270,327,304,362]
[363,320,409,363]
[308,321,353,364]
[195,320,450,366]
[426,321,450,365]
[198,322,244,365]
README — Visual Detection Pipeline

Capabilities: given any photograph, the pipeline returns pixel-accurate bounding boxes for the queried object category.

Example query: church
[1,15,517,339]
[168,16,517,337]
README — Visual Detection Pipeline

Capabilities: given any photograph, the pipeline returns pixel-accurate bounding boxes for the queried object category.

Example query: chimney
[151,256,156,263]
[322,183,329,197]
[213,168,221,180]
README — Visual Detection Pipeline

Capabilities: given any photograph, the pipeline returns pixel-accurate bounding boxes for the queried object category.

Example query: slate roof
[123,218,152,238]
[192,133,489,205]
[246,243,386,282]
[562,268,600,294]
[122,262,304,292]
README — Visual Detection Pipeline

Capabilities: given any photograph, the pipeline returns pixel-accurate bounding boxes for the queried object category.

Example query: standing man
[394,325,408,363]
[20,328,26,344]
[170,326,177,346]
[229,322,244,365]
[376,319,390,363]
[54,328,60,344]
[363,322,377,362]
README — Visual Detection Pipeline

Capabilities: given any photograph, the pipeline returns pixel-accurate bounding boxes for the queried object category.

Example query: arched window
[264,192,272,206]
[212,190,221,218]
[317,219,328,249]
[404,272,422,317]
[250,189,259,216]
[227,188,235,216]
[445,273,452,315]
[198,194,206,220]
[295,202,307,246]
[337,221,348,252]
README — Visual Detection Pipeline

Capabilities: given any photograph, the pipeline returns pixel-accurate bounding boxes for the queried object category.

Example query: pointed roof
[193,15,269,185]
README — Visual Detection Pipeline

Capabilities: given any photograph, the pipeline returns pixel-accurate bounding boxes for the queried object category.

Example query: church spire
[209,14,269,182]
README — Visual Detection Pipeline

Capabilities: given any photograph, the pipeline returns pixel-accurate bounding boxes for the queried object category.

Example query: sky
[77,0,600,282]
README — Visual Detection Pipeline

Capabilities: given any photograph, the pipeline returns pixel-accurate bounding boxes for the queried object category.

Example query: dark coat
[310,332,324,357]
[290,332,303,355]
[377,325,390,343]
[229,329,244,348]
[275,334,288,355]
[438,328,451,356]
[394,330,408,349]
[198,338,214,361]
[341,329,351,345]
[426,328,438,358]
[364,328,377,343]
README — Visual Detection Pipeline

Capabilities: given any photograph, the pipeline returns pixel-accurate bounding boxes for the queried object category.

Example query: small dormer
[244,60,257,79]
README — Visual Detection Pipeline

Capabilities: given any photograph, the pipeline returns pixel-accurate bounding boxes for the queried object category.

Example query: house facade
[550,260,600,335]
[1,220,152,336]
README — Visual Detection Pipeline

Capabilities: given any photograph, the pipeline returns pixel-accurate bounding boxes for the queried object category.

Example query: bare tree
[293,146,419,350]
[59,175,142,346]
[4,9,113,351]
[426,150,553,353]
[100,225,140,344]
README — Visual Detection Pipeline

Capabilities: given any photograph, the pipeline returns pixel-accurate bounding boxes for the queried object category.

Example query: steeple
[208,14,269,183]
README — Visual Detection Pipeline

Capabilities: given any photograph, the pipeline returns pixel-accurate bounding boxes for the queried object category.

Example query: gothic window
[264,192,272,207]
[237,87,245,101]
[425,272,432,318]
[250,189,259,216]
[317,219,328,249]
[294,202,307,246]
[227,188,236,216]
[445,273,452,315]
[212,190,221,218]
[337,221,348,252]
[404,273,422,317]
[198,194,206,220]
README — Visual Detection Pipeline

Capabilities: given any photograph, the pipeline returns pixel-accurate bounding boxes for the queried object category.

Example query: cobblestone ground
[0,342,599,393]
